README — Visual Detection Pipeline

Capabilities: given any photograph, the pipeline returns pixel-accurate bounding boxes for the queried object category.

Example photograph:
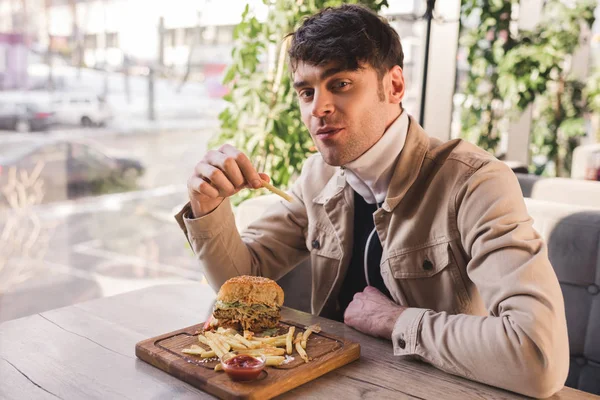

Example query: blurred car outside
[0,137,145,208]
[0,94,55,133]
[51,92,113,127]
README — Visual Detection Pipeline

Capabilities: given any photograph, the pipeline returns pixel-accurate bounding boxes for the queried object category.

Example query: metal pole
[148,67,155,121]
[102,0,109,97]
[418,0,436,127]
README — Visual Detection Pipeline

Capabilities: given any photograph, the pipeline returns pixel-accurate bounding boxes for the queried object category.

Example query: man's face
[293,61,393,166]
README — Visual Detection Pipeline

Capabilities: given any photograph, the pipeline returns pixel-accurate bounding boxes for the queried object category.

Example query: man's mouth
[315,127,344,140]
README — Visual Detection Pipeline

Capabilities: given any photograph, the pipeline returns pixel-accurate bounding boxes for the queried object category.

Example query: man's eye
[334,82,350,89]
[299,90,314,99]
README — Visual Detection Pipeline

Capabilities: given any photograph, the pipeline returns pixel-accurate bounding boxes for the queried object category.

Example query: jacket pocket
[383,242,470,313]
[305,224,342,260]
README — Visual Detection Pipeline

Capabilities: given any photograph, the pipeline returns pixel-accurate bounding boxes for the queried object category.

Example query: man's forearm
[175,199,254,291]
[391,307,569,398]
[175,191,311,292]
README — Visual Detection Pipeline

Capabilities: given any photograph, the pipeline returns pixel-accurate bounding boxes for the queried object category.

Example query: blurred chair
[525,198,600,394]
[502,160,529,174]
[571,143,600,179]
[515,173,543,198]
[529,178,600,208]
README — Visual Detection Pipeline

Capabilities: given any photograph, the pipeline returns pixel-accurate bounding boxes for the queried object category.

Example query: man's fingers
[188,176,220,199]
[196,164,237,197]
[220,145,262,189]
[258,173,270,184]
[204,150,245,189]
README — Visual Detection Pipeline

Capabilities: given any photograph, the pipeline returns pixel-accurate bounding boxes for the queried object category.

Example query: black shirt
[337,191,392,319]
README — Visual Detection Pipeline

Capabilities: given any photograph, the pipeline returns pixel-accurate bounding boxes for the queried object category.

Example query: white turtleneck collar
[343,111,409,204]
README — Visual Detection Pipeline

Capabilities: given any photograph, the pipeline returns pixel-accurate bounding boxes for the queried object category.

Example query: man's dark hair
[288,4,404,79]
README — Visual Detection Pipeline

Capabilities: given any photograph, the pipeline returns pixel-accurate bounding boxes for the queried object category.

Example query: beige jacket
[176,116,569,397]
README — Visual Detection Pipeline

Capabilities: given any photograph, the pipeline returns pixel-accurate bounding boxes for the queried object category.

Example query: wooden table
[0,283,596,399]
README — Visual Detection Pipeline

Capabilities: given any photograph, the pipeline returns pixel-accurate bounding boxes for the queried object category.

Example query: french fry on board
[182,348,204,355]
[253,334,287,341]
[265,356,285,366]
[261,179,293,202]
[286,326,295,355]
[295,332,309,363]
[204,334,225,358]
[254,338,287,347]
[221,335,248,350]
[214,363,223,372]
[207,332,231,353]
[198,335,209,346]
[237,348,286,357]
[201,350,216,358]
[301,327,315,349]
[235,334,256,349]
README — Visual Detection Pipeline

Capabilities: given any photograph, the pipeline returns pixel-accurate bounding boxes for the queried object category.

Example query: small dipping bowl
[220,352,266,382]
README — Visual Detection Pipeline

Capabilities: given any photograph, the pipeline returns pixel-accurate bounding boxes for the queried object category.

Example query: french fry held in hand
[261,179,293,203]
[286,326,295,355]
[295,332,309,363]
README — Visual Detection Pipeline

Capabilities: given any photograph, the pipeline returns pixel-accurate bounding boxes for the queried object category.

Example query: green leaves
[460,0,596,176]
[213,0,387,204]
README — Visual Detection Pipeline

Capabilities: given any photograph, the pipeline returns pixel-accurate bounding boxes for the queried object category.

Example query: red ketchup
[222,355,265,381]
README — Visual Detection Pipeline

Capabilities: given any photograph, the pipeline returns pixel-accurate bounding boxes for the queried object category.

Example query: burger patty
[213,307,280,331]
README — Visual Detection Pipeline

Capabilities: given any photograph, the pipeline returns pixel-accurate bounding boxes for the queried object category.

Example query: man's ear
[387,65,405,105]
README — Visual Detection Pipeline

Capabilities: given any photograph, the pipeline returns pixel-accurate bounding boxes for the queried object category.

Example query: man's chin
[320,151,344,167]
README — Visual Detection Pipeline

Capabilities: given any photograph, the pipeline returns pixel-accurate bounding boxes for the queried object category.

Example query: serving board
[135,320,361,400]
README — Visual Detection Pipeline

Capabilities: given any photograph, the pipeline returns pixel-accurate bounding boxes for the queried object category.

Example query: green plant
[584,68,600,142]
[497,0,595,176]
[458,0,519,153]
[212,0,388,204]
[459,0,596,176]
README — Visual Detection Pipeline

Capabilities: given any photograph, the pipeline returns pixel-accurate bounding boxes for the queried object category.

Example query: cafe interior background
[1,0,600,394]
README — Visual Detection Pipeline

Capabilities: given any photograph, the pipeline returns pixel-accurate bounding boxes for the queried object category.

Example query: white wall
[422,0,461,141]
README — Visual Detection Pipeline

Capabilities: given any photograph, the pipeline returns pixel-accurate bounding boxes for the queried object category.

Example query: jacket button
[423,260,433,271]
[398,338,406,349]
[312,239,320,250]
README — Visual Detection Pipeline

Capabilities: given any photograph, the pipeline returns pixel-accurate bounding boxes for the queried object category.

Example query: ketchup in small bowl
[221,352,266,382]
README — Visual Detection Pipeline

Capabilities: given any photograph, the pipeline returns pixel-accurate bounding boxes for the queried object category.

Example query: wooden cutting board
[135,320,361,400]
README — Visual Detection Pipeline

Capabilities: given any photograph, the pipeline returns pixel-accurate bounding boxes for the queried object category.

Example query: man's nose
[311,92,334,118]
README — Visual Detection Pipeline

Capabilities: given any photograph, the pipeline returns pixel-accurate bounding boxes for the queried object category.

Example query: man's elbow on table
[520,360,567,398]
[506,333,569,398]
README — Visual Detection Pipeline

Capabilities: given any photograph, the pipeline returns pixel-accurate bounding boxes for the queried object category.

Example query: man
[176,5,569,397]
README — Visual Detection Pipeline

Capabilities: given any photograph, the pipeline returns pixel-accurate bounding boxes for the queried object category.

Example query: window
[105,32,119,48]
[84,34,97,49]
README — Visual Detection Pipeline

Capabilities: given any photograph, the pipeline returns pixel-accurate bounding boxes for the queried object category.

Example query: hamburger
[212,276,284,332]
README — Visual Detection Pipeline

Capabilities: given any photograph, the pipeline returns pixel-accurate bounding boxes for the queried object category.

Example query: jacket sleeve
[390,161,570,398]
[174,163,311,293]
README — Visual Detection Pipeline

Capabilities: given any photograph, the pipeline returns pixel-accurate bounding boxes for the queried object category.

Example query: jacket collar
[382,115,429,212]
[313,168,347,205]
[313,114,429,211]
